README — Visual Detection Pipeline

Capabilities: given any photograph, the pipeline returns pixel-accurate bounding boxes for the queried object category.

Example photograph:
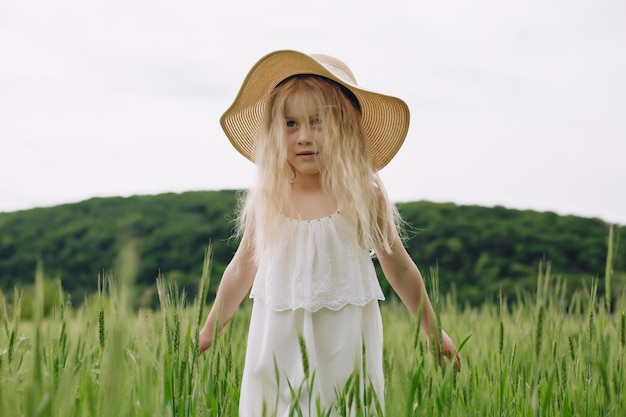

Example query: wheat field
[1,246,624,416]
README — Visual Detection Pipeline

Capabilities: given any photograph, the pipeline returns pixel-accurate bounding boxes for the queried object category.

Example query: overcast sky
[1,0,624,225]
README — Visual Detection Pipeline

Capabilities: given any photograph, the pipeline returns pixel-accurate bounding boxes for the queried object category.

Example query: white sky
[1,0,625,225]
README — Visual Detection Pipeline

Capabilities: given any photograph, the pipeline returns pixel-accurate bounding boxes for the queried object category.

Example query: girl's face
[283,98,326,180]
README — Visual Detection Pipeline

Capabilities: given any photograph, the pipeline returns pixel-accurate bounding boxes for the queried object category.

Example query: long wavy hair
[237,75,402,263]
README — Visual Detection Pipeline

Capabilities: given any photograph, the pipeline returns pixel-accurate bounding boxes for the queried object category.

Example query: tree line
[0,190,623,308]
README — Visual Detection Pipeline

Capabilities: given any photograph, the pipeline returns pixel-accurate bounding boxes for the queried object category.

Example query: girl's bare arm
[199,230,257,353]
[376,234,461,371]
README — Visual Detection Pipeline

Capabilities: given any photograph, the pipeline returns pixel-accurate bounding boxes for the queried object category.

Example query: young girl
[199,50,460,416]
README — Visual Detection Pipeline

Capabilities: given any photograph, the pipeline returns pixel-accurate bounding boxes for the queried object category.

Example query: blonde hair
[237,76,401,262]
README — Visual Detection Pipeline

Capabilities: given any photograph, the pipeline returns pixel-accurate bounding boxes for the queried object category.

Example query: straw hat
[220,50,410,171]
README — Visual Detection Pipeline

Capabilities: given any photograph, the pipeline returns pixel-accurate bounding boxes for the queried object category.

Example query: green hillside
[0,190,623,307]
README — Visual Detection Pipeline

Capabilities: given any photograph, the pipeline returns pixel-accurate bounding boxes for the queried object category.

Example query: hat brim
[220,50,410,171]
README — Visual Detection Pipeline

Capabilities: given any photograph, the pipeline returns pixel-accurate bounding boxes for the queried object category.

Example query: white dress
[239,213,386,417]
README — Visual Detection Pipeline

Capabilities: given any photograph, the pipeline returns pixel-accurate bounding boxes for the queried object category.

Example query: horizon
[1,188,622,226]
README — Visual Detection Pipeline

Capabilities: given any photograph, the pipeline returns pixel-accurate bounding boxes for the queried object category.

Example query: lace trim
[250,214,385,312]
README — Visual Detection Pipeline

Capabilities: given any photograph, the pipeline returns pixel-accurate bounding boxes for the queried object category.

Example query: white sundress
[239,213,386,417]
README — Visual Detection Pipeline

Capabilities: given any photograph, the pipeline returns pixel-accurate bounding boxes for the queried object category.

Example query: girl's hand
[198,328,212,354]
[428,329,462,372]
[441,330,461,372]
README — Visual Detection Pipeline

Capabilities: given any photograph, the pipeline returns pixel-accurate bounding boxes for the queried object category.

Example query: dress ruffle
[250,213,385,312]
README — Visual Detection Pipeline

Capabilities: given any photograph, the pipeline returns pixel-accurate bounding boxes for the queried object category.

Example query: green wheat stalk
[605,224,614,311]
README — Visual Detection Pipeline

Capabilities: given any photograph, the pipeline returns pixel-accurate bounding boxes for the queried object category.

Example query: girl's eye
[286,120,297,128]
[310,117,322,126]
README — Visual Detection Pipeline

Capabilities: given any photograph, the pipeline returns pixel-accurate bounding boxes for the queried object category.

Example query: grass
[1,247,625,416]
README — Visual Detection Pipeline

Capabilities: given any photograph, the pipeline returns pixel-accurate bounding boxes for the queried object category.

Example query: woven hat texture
[220,50,410,170]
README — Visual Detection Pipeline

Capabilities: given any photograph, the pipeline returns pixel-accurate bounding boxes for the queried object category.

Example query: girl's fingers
[453,353,462,372]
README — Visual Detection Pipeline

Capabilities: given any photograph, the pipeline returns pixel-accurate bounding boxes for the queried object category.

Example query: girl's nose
[296,126,312,144]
